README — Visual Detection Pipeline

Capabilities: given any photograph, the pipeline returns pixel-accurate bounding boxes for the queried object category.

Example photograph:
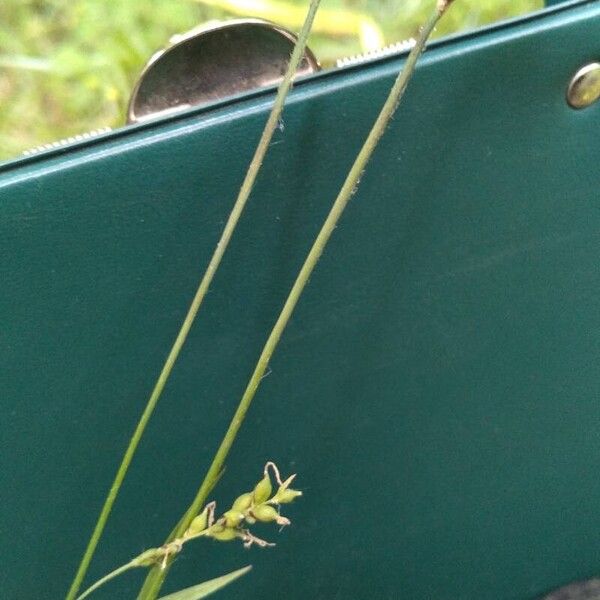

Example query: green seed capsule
[187,509,208,536]
[273,488,302,504]
[232,492,253,512]
[223,510,245,528]
[211,526,238,542]
[252,504,279,523]
[253,473,272,504]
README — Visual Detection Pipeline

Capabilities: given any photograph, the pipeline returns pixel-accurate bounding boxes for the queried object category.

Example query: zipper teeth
[22,126,112,156]
[20,38,415,157]
[336,38,416,68]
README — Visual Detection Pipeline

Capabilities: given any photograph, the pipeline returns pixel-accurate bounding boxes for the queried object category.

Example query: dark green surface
[1,2,599,598]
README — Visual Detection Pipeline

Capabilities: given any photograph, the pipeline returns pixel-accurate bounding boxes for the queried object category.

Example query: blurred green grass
[0,0,541,159]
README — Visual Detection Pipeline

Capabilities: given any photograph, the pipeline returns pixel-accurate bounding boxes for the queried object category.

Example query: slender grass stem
[139,3,449,598]
[64,2,322,598]
[74,560,139,600]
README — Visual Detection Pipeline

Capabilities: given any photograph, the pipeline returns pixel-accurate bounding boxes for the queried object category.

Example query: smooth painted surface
[0,2,599,598]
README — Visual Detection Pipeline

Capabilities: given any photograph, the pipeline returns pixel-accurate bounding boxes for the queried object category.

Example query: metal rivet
[567,62,600,109]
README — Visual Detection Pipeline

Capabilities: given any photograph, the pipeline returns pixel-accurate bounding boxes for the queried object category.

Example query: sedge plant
[67,0,455,598]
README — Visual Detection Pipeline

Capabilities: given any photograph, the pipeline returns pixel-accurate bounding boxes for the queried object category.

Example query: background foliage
[1,0,541,159]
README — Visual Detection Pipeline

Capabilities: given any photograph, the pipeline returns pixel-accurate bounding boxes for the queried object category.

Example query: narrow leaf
[157,566,251,600]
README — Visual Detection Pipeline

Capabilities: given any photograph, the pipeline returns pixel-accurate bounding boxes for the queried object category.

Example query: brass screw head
[567,62,600,109]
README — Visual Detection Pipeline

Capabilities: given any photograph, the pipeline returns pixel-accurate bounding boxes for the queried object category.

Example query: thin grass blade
[157,566,251,600]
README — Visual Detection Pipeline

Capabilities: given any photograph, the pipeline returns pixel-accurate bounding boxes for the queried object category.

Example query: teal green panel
[0,2,599,599]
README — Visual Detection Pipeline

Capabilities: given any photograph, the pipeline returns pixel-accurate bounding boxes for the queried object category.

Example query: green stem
[139,3,447,599]
[74,527,215,600]
[74,560,139,600]
[64,2,321,599]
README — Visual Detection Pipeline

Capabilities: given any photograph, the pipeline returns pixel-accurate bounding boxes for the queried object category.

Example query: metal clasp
[127,19,320,123]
